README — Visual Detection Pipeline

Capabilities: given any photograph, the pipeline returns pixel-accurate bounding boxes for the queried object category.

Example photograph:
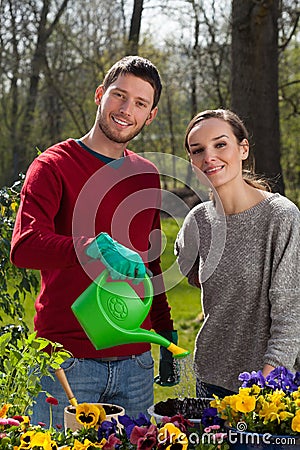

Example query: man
[10,56,178,426]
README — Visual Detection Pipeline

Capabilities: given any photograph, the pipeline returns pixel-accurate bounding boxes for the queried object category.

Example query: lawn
[153,217,202,403]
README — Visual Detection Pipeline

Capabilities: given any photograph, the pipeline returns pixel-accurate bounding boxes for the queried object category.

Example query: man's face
[96,74,158,144]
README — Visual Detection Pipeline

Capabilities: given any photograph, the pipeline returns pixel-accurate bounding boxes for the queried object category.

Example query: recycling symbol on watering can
[107,296,128,321]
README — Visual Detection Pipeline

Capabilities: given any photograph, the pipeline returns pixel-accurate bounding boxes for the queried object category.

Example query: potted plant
[211,367,300,450]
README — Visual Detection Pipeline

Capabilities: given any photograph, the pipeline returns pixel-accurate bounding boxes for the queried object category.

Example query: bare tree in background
[128,0,144,54]
[1,0,69,179]
[231,0,284,193]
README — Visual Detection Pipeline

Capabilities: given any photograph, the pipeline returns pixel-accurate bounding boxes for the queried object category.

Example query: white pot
[64,402,125,431]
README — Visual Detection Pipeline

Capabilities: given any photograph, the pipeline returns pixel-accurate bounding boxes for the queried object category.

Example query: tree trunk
[231,0,284,193]
[127,0,144,55]
[185,5,200,187]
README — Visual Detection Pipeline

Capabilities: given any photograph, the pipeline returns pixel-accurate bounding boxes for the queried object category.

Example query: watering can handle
[97,269,153,305]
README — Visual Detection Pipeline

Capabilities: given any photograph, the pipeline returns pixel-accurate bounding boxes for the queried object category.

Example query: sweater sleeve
[10,159,90,270]
[174,210,201,288]
[264,204,300,370]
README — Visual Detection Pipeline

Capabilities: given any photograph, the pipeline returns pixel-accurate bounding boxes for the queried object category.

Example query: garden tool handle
[55,368,78,406]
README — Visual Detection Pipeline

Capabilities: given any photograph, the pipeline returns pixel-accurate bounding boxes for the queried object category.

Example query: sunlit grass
[152,217,201,404]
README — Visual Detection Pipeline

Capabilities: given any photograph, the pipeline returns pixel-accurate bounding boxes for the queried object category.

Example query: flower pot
[148,397,213,425]
[225,424,300,450]
[64,403,125,431]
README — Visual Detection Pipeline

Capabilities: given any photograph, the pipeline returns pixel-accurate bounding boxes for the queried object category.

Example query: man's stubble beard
[97,110,146,144]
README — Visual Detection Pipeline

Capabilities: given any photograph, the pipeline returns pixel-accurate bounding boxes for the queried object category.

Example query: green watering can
[71,269,190,358]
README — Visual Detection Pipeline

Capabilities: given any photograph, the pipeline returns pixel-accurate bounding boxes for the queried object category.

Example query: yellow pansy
[96,404,106,423]
[279,411,294,422]
[251,385,261,395]
[211,395,224,410]
[226,394,239,413]
[235,393,256,413]
[294,398,300,407]
[30,431,57,450]
[292,411,300,432]
[17,430,37,449]
[76,403,100,428]
[73,439,89,450]
[20,416,31,431]
[158,423,188,450]
[238,388,252,396]
[211,396,230,418]
[267,390,285,406]
[73,438,106,449]
[292,388,300,400]
[259,401,280,423]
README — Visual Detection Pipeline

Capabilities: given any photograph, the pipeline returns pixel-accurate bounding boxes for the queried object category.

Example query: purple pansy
[265,367,298,392]
[238,370,265,388]
[238,367,300,393]
[293,371,300,387]
[118,413,151,438]
[201,407,224,428]
[98,418,119,439]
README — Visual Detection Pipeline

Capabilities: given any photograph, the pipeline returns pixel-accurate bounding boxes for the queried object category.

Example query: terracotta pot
[64,403,125,431]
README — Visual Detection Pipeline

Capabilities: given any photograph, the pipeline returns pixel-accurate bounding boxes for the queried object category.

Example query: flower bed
[0,367,299,450]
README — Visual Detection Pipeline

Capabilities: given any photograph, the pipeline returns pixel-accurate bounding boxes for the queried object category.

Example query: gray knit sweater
[175,193,300,392]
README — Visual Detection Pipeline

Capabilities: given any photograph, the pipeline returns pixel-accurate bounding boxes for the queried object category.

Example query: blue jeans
[196,379,236,399]
[31,351,154,428]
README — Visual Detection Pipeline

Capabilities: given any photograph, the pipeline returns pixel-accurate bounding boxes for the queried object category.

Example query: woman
[175,109,300,398]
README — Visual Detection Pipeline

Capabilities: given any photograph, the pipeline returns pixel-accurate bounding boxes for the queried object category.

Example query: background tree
[231,0,283,193]
[0,0,298,199]
[127,0,144,54]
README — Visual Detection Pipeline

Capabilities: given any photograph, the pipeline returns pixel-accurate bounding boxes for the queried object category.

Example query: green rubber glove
[86,232,146,282]
[154,330,180,387]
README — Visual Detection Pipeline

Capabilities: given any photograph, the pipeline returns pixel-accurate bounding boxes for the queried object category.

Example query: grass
[4,217,202,404]
[153,217,201,403]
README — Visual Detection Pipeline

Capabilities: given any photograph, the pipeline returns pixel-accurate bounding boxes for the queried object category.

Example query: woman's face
[187,118,249,190]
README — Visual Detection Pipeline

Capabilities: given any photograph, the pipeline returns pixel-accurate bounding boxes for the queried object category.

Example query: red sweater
[10,139,173,357]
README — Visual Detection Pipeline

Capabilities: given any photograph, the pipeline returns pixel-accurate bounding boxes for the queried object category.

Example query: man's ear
[95,85,104,105]
[240,138,249,160]
[145,106,158,126]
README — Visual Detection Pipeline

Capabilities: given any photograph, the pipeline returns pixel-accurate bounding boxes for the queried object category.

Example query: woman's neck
[216,182,270,215]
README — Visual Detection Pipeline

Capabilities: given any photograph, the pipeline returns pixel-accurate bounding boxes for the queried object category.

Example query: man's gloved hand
[154,330,180,387]
[86,232,146,282]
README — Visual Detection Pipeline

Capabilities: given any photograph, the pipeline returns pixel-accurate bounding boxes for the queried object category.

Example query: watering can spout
[71,269,190,358]
[166,342,190,359]
[123,328,190,358]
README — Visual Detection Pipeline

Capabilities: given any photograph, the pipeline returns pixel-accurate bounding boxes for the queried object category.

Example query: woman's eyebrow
[189,134,229,147]
[212,134,229,140]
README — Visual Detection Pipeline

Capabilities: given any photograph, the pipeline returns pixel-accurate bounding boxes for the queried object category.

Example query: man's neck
[80,127,127,159]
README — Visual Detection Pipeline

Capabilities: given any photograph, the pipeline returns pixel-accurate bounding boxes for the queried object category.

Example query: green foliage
[0,331,71,416]
[0,175,39,332]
